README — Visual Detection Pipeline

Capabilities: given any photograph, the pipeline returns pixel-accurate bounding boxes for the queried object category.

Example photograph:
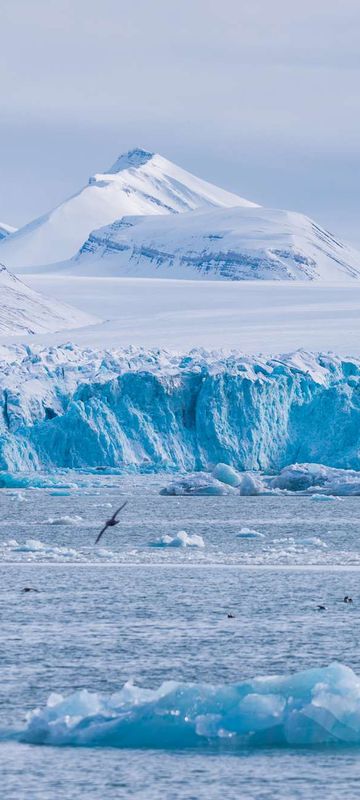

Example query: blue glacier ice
[19,663,360,748]
[149,530,205,548]
[1,344,360,475]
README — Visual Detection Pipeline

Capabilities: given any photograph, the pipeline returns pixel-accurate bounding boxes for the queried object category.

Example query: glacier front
[0,345,360,473]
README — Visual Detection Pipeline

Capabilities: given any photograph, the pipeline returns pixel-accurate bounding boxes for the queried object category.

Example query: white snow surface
[20,276,360,356]
[0,265,96,335]
[0,149,256,269]
[70,205,360,281]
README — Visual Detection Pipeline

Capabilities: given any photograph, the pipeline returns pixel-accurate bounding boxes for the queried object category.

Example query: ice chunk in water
[237,527,265,539]
[20,663,360,749]
[149,531,205,548]
[160,473,237,496]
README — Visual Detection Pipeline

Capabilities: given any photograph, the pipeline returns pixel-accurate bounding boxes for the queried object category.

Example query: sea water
[1,473,360,798]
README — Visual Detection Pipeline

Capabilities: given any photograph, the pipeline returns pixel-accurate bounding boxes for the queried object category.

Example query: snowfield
[22,275,360,355]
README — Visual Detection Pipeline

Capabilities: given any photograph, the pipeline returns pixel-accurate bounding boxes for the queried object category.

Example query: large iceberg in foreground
[1,345,360,473]
[20,663,360,748]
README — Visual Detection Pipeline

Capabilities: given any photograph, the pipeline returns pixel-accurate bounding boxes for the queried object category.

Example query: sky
[1,0,359,244]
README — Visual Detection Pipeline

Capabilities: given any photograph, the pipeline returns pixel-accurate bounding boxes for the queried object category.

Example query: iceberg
[20,663,360,749]
[149,530,205,548]
[160,473,237,496]
[270,463,360,496]
[212,463,241,487]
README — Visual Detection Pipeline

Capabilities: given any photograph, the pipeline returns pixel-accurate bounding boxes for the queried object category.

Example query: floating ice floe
[236,527,265,539]
[149,531,205,548]
[310,494,339,502]
[269,463,360,496]
[19,663,360,748]
[1,538,115,562]
[160,473,237,496]
[45,515,83,525]
[8,539,80,559]
[0,472,78,491]
[300,537,327,547]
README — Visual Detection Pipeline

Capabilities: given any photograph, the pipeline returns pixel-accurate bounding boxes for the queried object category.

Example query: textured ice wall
[0,344,359,472]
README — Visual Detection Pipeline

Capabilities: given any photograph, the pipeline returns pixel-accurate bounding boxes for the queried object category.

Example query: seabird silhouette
[344,596,353,603]
[22,587,39,593]
[227,612,235,618]
[95,501,127,544]
[317,604,326,611]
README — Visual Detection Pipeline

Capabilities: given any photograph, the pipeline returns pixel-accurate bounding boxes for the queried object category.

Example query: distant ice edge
[16,663,360,748]
[1,345,360,474]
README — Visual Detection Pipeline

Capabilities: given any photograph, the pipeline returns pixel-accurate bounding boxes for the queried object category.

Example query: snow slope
[0,346,360,472]
[0,264,97,335]
[0,222,16,240]
[70,205,360,280]
[0,149,256,269]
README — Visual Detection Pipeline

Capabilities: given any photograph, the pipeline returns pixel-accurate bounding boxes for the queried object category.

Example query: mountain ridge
[67,205,360,281]
[0,148,256,269]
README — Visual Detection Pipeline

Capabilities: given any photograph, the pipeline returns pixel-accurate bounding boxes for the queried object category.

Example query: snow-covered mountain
[0,222,17,240]
[3,146,359,280]
[0,263,96,335]
[0,148,257,269]
[71,205,360,280]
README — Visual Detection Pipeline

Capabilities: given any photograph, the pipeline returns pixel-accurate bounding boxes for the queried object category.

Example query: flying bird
[95,501,127,544]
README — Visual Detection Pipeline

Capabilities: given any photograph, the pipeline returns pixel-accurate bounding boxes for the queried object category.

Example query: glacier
[1,345,360,474]
[18,663,360,748]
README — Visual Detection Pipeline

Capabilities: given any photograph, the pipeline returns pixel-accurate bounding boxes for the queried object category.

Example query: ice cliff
[0,346,360,473]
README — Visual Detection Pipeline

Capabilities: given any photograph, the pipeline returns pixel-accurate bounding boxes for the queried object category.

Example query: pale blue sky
[1,0,359,243]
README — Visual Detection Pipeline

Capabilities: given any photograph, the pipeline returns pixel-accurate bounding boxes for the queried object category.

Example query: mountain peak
[108,148,154,174]
[0,149,257,268]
